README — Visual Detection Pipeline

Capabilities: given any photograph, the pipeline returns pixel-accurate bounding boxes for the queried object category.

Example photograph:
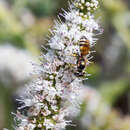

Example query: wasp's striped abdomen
[79,39,90,56]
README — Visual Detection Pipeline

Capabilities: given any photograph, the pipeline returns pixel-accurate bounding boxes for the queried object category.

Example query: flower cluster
[14,0,101,130]
[74,0,99,17]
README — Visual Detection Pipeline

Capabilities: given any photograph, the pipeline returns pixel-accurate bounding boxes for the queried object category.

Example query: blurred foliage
[96,0,130,106]
[0,0,130,129]
[100,80,130,106]
[26,0,59,17]
[0,5,25,48]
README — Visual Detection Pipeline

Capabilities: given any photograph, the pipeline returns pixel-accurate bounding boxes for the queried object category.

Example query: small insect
[74,37,90,77]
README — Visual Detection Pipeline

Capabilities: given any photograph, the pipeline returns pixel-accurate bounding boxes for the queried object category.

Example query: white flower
[0,45,34,87]
[65,11,82,24]
[49,35,65,50]
[64,45,80,64]
[43,119,54,130]
[14,0,101,129]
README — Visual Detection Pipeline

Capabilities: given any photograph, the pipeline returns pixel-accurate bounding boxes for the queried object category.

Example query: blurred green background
[0,0,130,129]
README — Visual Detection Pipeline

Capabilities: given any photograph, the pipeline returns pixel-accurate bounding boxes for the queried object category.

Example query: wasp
[74,37,90,77]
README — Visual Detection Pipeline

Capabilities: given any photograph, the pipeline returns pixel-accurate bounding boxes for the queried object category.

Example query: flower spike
[14,0,101,129]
